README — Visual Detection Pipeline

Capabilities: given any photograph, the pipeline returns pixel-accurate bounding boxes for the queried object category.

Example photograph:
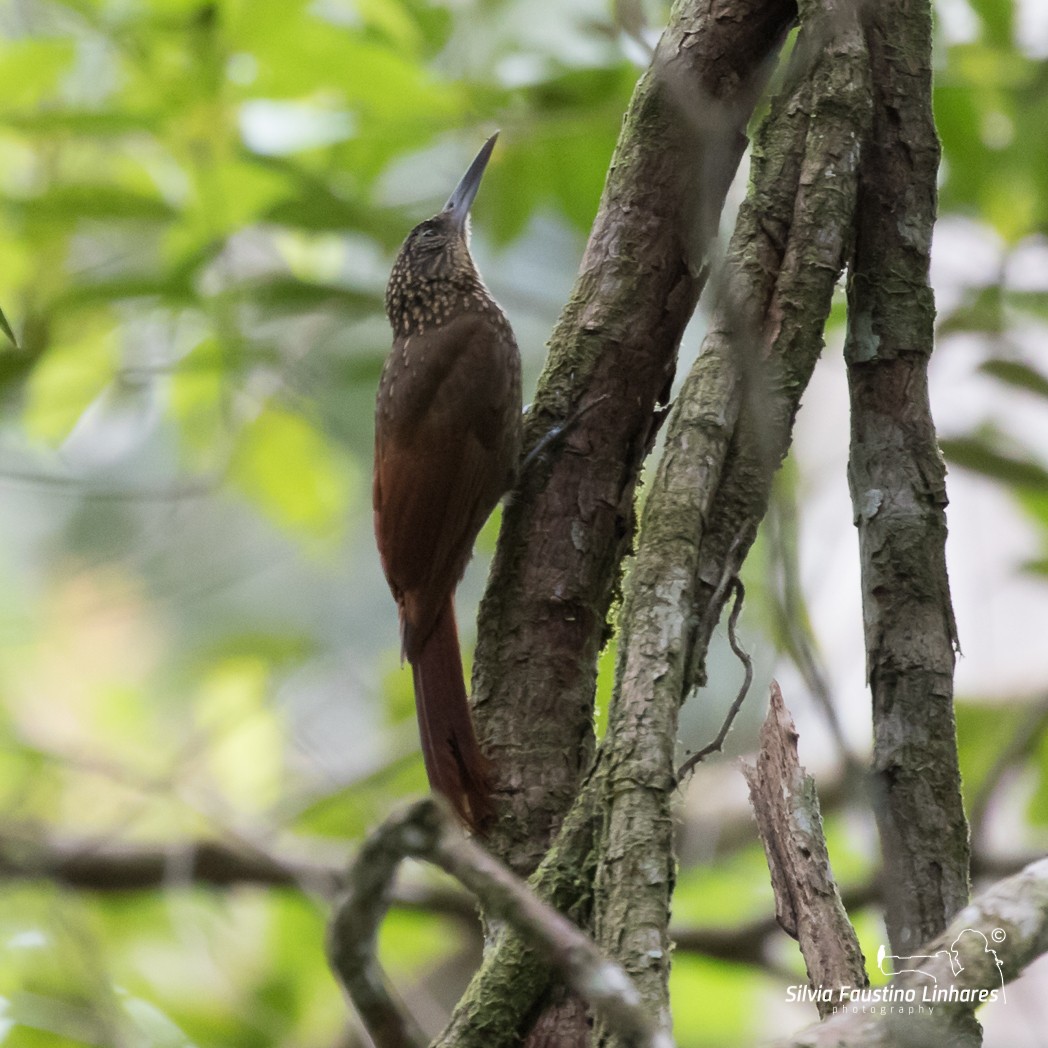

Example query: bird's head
[389,133,499,287]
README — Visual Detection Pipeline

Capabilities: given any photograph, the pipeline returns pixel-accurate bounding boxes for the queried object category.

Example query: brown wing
[373,310,521,660]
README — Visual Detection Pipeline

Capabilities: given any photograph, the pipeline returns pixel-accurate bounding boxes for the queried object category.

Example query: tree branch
[5,827,1039,979]
[432,784,604,1048]
[845,0,970,956]
[589,0,871,1040]
[0,832,343,896]
[743,683,868,1018]
[327,799,671,1048]
[677,574,753,779]
[327,815,430,1048]
[454,1,796,1040]
[473,0,798,882]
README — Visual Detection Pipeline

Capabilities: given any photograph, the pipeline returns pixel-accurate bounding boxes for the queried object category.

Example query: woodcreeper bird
[373,134,521,830]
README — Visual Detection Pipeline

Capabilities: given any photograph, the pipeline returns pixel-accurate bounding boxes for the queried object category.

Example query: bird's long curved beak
[443,132,499,232]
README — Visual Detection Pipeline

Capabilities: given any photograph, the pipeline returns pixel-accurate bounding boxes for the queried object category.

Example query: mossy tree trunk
[431,0,974,1044]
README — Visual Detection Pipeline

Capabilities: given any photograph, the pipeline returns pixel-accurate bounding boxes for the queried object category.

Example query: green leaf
[937,286,1003,336]
[0,39,75,109]
[119,992,197,1048]
[481,67,635,240]
[1004,289,1048,321]
[1,110,162,136]
[356,0,454,57]
[0,305,17,349]
[670,954,760,1046]
[169,336,229,466]
[262,191,397,238]
[594,638,616,740]
[968,0,1014,49]
[14,185,178,224]
[228,405,359,541]
[53,275,197,311]
[224,277,382,316]
[955,702,1029,799]
[23,322,118,443]
[979,358,1048,399]
[935,42,1048,240]
[193,657,283,814]
[940,436,1048,491]
[184,157,289,234]
[380,910,467,978]
[1030,727,1048,826]
[290,755,427,839]
[673,845,774,927]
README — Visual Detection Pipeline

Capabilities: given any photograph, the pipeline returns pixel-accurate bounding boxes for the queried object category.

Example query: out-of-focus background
[0,1,1047,1045]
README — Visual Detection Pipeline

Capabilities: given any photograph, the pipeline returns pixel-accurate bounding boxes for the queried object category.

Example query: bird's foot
[519,394,609,475]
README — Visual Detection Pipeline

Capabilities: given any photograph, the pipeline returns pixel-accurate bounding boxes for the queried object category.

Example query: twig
[327,814,429,1048]
[677,576,753,780]
[765,480,860,776]
[5,822,1034,907]
[0,832,340,895]
[328,799,673,1048]
[742,683,867,1017]
[7,824,1042,991]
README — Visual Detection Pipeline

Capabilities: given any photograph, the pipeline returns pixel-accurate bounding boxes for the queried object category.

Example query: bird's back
[374,300,521,658]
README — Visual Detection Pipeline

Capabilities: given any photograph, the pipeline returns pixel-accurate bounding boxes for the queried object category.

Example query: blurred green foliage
[0,0,1046,1045]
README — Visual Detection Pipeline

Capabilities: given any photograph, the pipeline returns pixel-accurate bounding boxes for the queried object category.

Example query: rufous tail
[411,600,495,832]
